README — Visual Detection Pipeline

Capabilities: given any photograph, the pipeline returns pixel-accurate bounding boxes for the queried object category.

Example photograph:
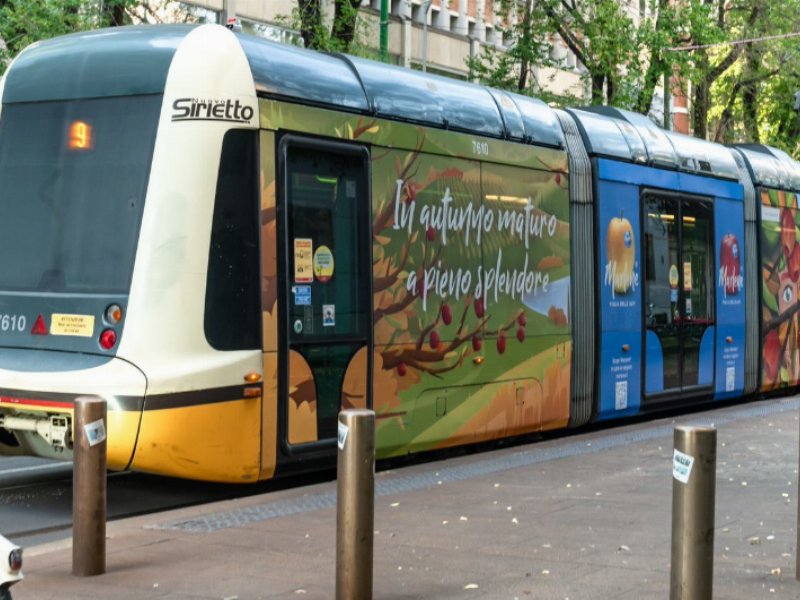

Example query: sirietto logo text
[171,98,254,123]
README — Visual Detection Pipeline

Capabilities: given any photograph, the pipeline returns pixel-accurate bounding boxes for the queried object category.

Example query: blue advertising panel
[594,159,744,417]
[597,176,642,419]
[714,196,746,398]
[677,172,744,399]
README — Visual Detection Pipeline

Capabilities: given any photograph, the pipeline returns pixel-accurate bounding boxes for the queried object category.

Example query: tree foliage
[0,0,138,73]
[466,0,553,97]
[294,0,364,53]
[0,0,84,70]
[469,0,698,111]
[0,1,217,74]
[470,0,800,156]
[698,1,800,155]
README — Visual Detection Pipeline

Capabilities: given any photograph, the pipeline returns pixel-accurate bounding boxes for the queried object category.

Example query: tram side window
[205,129,261,351]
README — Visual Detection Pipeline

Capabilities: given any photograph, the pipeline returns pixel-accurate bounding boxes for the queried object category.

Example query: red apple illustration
[606,212,635,294]
[472,334,482,351]
[426,226,436,241]
[496,332,506,354]
[442,304,452,325]
[397,362,407,376]
[430,330,440,349]
[517,312,527,326]
[516,326,525,343]
[474,298,485,318]
[719,233,741,295]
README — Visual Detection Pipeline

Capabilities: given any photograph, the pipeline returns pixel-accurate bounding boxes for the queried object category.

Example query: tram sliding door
[278,136,372,453]
[643,193,715,398]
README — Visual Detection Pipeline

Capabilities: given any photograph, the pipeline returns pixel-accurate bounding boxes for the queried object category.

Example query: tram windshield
[0,95,161,294]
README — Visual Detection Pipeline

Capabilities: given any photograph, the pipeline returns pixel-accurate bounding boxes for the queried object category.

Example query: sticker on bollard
[83,419,106,446]
[672,448,694,484]
[337,421,349,450]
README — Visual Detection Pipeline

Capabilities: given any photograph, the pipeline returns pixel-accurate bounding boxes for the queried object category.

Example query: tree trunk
[636,54,664,114]
[591,73,605,104]
[298,0,322,49]
[606,72,616,105]
[332,0,361,52]
[517,0,534,91]
[517,58,529,92]
[741,43,760,143]
[108,5,126,26]
[692,3,759,138]
[693,77,709,139]
[97,0,128,26]
[691,48,710,139]
[635,0,669,114]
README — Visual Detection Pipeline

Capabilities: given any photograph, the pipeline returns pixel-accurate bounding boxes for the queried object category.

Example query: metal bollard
[335,409,375,600]
[670,425,716,600]
[72,396,107,577]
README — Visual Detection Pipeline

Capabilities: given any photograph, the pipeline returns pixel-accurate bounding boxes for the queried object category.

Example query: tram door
[643,194,715,397]
[279,137,372,451]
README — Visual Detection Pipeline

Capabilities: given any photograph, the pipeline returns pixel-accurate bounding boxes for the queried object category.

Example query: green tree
[540,0,639,105]
[468,0,702,113]
[0,0,138,74]
[470,0,800,157]
[295,0,363,52]
[682,0,757,140]
[465,0,553,96]
[101,0,136,26]
[702,1,800,156]
[0,0,84,71]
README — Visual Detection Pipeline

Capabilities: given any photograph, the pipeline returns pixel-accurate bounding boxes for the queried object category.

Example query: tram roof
[236,34,565,149]
[3,25,188,103]
[2,25,565,150]
[733,144,800,191]
[567,106,740,181]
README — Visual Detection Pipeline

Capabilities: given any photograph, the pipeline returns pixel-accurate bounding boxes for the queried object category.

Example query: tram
[0,24,796,482]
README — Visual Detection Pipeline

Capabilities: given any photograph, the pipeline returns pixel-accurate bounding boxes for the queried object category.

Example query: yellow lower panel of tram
[131,396,261,483]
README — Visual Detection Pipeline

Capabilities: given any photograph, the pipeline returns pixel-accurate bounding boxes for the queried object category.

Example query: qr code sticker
[615,380,628,410]
[726,366,735,392]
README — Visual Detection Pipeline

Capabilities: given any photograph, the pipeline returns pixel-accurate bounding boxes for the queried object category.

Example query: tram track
[0,395,781,548]
[0,458,336,547]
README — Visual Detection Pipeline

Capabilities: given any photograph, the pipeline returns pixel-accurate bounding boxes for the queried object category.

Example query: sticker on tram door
[294,238,313,283]
[313,246,334,282]
[293,285,311,306]
[323,304,335,327]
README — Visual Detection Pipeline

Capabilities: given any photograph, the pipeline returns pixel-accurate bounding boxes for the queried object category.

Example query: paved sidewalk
[12,397,800,599]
